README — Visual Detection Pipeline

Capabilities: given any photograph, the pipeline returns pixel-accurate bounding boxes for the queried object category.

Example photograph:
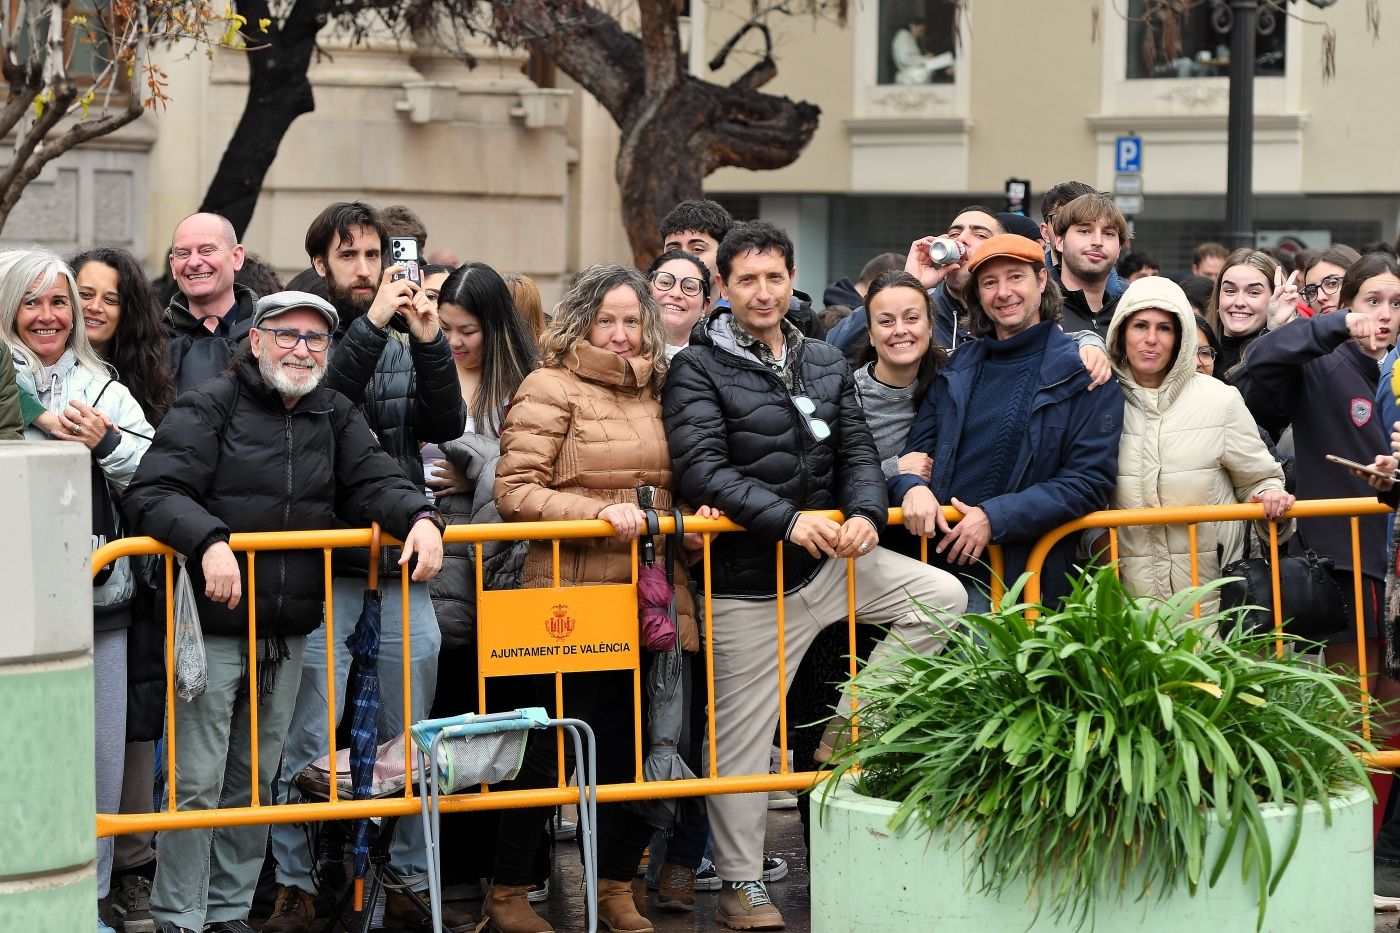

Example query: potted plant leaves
[812,566,1375,932]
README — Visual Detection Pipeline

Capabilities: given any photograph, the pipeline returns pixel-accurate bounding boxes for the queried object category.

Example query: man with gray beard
[124,291,443,933]
[266,203,469,933]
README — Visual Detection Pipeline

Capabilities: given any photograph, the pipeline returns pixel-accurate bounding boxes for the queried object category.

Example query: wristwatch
[411,509,446,534]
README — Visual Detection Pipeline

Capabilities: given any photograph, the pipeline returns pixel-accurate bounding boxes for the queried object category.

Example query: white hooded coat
[1105,276,1291,605]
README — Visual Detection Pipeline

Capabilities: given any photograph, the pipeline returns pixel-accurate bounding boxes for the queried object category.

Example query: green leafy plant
[822,566,1374,930]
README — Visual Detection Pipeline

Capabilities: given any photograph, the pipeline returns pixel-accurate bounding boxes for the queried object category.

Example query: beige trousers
[705,547,967,880]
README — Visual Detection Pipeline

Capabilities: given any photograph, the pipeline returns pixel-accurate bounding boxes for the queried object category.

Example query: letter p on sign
[1115,136,1142,174]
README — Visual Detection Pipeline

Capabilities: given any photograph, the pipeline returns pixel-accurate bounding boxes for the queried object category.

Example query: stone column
[0,444,96,929]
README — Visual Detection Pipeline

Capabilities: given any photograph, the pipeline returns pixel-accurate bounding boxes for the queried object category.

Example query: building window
[1125,0,1286,79]
[877,0,957,86]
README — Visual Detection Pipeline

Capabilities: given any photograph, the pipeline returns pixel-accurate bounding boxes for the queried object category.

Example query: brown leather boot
[476,884,553,933]
[262,885,315,933]
[597,878,653,933]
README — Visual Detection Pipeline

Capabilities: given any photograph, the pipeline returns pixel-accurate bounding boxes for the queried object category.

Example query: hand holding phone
[1326,453,1400,491]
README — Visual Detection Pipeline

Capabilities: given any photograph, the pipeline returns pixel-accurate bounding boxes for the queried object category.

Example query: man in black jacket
[164,212,260,394]
[125,291,443,933]
[664,222,966,931]
[264,203,470,933]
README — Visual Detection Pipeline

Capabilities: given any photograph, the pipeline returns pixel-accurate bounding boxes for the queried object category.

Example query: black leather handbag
[1218,529,1349,640]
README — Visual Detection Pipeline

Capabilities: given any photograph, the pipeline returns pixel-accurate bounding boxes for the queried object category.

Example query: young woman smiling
[647,248,711,356]
[1205,248,1299,376]
[851,271,947,481]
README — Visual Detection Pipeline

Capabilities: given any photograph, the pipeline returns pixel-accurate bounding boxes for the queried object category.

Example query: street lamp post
[1223,0,1339,248]
[1224,0,1258,250]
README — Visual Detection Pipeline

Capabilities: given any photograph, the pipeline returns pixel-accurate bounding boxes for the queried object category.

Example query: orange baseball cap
[965,233,1045,280]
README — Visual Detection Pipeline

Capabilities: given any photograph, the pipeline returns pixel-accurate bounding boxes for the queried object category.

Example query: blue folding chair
[411,707,598,933]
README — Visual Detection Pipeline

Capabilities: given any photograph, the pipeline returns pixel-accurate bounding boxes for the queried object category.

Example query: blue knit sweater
[948,320,1053,505]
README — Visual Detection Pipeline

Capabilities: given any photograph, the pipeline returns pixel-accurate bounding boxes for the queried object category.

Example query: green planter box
[811,778,1371,932]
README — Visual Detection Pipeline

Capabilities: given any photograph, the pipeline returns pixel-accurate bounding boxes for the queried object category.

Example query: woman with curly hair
[484,264,700,933]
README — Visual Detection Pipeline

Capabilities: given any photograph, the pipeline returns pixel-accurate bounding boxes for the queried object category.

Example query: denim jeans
[271,578,441,892]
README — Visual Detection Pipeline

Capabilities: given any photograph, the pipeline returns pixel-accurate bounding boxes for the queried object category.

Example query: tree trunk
[196,0,329,238]
[514,0,821,267]
[615,93,708,268]
[615,81,819,267]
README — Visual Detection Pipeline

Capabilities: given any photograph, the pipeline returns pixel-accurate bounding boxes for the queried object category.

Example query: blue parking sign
[1115,136,1142,173]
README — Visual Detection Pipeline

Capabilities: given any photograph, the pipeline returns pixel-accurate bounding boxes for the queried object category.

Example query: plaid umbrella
[345,528,385,907]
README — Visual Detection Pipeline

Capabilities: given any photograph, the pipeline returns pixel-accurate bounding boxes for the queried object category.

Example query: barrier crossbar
[90,508,993,839]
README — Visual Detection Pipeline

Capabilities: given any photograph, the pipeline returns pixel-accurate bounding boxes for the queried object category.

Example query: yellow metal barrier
[90,508,993,839]
[1020,497,1399,768]
[92,498,1398,839]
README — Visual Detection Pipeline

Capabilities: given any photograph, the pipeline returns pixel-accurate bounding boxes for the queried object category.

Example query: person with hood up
[1095,276,1293,605]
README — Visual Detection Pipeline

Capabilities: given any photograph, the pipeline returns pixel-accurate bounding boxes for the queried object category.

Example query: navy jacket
[889,324,1125,603]
[1232,312,1388,580]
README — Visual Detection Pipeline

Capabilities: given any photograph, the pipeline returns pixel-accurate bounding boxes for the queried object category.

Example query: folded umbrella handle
[367,522,382,591]
[641,508,661,565]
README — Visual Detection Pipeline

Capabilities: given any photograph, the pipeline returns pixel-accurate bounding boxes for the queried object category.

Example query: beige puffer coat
[495,340,697,650]
[1105,277,1291,605]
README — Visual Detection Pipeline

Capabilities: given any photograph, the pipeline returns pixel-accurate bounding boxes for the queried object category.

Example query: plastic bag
[173,555,208,701]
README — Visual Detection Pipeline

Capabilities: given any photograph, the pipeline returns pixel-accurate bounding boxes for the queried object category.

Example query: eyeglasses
[1302,275,1343,303]
[1196,346,1217,361]
[792,394,831,441]
[651,271,704,298]
[257,327,333,352]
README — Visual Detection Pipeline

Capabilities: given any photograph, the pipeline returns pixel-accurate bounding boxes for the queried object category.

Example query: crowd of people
[6,183,1400,933]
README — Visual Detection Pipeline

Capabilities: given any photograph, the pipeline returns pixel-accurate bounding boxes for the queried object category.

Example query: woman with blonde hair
[0,246,153,931]
[1205,247,1299,376]
[484,263,699,933]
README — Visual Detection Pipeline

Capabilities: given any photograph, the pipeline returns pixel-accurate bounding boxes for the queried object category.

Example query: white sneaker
[695,855,787,891]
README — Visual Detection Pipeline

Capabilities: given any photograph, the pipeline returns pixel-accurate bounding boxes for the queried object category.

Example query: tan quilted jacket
[495,340,697,650]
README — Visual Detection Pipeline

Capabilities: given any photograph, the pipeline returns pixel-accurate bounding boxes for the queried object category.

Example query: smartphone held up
[390,236,422,287]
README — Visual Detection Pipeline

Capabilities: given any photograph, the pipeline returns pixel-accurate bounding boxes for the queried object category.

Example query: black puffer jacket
[166,285,258,394]
[322,311,467,576]
[663,311,887,598]
[123,355,432,638]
